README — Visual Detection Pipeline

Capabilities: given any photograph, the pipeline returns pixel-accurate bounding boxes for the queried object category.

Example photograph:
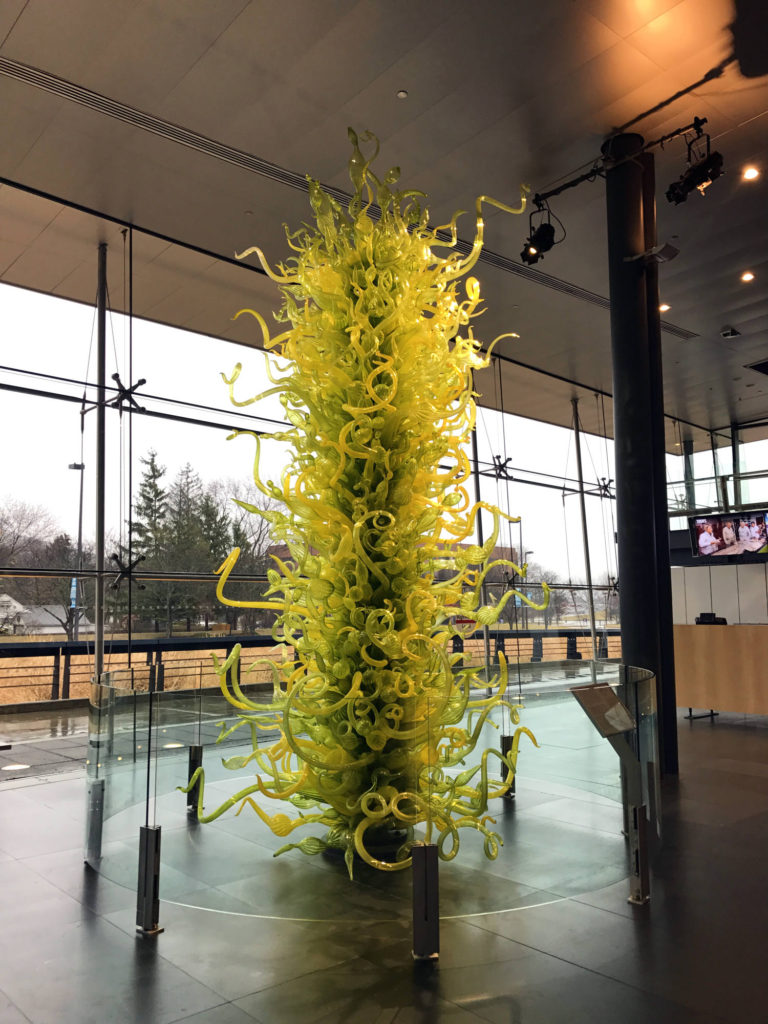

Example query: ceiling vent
[721,326,742,339]
[746,359,768,377]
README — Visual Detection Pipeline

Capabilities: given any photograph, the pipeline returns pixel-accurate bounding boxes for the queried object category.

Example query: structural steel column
[95,242,107,679]
[731,422,742,507]
[710,432,728,512]
[641,151,678,775]
[601,133,678,774]
[471,429,492,686]
[571,398,598,666]
[683,439,696,510]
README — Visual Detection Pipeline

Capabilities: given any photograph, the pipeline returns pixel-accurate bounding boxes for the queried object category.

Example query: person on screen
[722,520,736,547]
[698,525,720,556]
[750,521,761,542]
[739,520,751,543]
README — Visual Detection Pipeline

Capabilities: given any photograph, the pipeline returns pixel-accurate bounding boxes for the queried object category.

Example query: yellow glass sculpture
[186,130,549,877]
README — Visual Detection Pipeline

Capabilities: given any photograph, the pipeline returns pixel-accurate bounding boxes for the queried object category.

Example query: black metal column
[187,745,203,818]
[683,439,696,510]
[412,842,439,961]
[602,133,677,774]
[710,432,727,512]
[571,398,598,667]
[641,151,678,776]
[731,422,742,507]
[95,242,107,680]
[136,825,163,935]
[471,429,492,689]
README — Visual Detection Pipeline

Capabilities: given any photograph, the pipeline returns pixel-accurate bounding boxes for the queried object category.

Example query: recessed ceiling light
[396,89,408,100]
[163,742,184,749]
[1,763,30,771]
[742,166,760,181]
[741,271,755,282]
[659,303,671,312]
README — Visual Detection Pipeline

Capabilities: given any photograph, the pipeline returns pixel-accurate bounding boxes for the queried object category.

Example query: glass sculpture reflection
[186,130,549,876]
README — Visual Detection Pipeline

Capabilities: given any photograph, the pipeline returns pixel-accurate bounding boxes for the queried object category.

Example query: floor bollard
[412,842,439,961]
[136,825,164,935]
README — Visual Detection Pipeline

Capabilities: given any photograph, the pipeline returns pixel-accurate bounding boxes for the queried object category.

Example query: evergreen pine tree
[130,450,169,630]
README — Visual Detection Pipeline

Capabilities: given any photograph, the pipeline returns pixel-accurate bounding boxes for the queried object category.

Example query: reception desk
[674,624,768,715]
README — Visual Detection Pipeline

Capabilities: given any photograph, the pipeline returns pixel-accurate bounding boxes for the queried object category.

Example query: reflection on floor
[1,706,767,1022]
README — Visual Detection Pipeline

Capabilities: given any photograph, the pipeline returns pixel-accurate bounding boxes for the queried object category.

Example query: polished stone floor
[1,707,767,1023]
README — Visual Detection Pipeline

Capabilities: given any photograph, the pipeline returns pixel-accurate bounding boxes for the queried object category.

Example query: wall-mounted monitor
[689,511,768,558]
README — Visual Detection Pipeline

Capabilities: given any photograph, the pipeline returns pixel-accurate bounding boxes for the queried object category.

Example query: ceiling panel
[0,0,766,456]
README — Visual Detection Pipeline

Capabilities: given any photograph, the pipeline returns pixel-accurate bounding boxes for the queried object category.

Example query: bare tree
[0,498,57,565]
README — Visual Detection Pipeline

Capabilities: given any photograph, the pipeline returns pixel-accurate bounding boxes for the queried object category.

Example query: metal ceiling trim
[0,54,699,343]
[0,55,311,193]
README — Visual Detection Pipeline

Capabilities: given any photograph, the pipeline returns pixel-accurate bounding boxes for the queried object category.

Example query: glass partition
[85,646,662,921]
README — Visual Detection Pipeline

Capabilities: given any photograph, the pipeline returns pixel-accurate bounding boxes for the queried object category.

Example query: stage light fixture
[521,222,555,264]
[665,122,724,204]
[520,199,563,265]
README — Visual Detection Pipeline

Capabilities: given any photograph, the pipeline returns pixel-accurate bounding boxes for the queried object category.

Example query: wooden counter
[674,624,768,714]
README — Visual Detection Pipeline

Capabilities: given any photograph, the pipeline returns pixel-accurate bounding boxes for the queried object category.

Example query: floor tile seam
[455,916,721,1011]
[103,912,232,992]
[0,768,85,790]
[567,893,649,921]
[165,998,262,1024]
[16,852,115,905]
[3,734,87,747]
[214,952,370,1002]
[461,903,646,972]
[438,993,489,1021]
[462,903,749,1024]
[0,982,33,1024]
[508,809,625,832]
[520,815,626,838]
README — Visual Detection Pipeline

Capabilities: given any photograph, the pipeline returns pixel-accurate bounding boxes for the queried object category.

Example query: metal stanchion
[500,734,516,799]
[412,842,439,961]
[136,825,164,935]
[187,745,203,818]
[627,803,650,905]
[85,777,105,865]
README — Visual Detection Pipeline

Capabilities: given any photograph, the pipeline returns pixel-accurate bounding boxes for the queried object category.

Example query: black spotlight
[666,151,724,204]
[665,122,724,204]
[521,221,556,265]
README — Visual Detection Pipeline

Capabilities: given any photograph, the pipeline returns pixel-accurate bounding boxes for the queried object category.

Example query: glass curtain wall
[0,183,633,706]
[666,422,768,534]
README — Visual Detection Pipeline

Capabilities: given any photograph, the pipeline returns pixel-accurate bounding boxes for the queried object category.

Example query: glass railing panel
[85,666,152,867]
[86,656,661,912]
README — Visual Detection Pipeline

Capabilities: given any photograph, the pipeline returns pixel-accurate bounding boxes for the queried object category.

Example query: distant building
[0,593,26,634]
[22,605,94,636]
[0,596,94,636]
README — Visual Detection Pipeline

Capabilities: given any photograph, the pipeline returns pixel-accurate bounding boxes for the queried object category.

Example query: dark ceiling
[1,0,767,452]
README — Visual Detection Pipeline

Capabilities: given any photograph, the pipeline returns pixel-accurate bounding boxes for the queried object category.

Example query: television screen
[689,511,768,558]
